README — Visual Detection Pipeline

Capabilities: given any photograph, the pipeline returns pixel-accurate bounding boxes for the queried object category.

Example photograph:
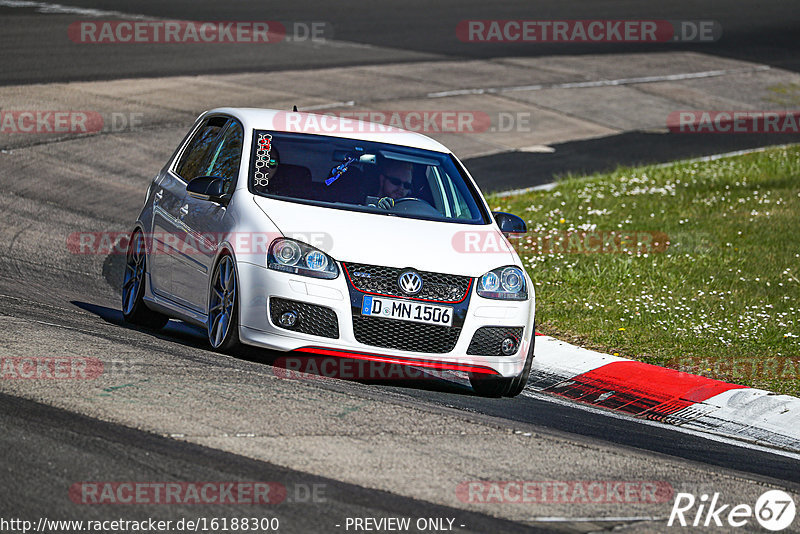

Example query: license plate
[360,295,453,327]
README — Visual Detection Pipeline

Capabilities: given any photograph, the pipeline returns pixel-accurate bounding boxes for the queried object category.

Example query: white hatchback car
[123,108,535,397]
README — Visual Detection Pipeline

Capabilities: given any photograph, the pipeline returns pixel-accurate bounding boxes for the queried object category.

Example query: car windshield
[248,130,490,224]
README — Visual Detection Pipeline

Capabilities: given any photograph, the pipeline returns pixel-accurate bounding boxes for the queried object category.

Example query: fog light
[279,311,298,327]
[501,337,518,356]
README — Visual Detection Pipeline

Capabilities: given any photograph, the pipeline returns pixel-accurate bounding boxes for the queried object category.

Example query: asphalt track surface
[37,298,800,485]
[0,0,798,84]
[1,1,799,533]
[0,392,540,533]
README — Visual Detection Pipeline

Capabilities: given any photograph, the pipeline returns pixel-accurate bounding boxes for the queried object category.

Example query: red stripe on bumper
[293,346,499,375]
[545,361,746,420]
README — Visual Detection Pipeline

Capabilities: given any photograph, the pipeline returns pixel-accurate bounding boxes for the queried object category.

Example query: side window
[445,176,471,219]
[426,166,473,219]
[174,117,227,182]
[425,167,446,214]
[203,121,244,194]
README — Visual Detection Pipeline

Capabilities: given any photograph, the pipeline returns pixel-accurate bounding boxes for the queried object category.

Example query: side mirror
[493,211,527,236]
[187,176,228,203]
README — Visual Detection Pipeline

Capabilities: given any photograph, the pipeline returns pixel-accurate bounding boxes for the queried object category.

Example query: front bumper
[236,261,535,377]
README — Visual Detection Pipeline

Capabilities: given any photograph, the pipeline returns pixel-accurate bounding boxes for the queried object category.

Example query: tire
[469,374,514,398]
[121,229,169,330]
[469,332,535,398]
[504,334,535,398]
[207,253,241,352]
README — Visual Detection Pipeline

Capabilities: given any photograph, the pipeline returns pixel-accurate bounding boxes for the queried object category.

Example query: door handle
[179,204,189,217]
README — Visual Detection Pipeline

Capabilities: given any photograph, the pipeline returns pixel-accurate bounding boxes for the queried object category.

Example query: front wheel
[469,374,514,398]
[469,334,535,398]
[121,230,169,330]
[207,254,241,352]
[504,334,535,397]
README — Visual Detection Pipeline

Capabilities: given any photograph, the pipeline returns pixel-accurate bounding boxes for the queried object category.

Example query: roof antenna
[292,105,298,112]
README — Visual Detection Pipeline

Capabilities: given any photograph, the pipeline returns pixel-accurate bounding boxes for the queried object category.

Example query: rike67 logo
[668,490,796,531]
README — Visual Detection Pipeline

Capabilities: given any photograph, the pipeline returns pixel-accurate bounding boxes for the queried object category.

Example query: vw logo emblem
[398,270,423,295]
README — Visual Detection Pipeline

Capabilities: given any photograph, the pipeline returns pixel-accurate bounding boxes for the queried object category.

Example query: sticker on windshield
[325,155,358,186]
[254,133,273,188]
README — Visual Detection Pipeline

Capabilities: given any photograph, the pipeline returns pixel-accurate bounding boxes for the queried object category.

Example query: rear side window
[174,116,227,182]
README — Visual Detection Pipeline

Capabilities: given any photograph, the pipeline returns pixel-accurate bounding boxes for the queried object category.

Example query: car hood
[252,197,518,276]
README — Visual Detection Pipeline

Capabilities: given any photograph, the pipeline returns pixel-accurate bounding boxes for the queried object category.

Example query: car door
[148,169,183,298]
[176,118,244,313]
[151,116,227,304]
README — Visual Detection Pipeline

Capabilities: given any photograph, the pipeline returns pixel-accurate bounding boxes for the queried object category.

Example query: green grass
[489,145,800,396]
[767,82,800,106]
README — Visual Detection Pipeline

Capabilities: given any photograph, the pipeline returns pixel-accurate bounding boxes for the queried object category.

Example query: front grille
[467,326,524,356]
[344,262,471,302]
[269,297,339,339]
[352,315,461,353]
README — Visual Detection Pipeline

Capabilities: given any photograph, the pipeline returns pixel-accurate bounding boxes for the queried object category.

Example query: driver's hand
[377,197,395,210]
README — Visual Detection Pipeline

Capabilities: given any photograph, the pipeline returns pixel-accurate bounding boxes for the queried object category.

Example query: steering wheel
[377,196,425,209]
[377,196,440,217]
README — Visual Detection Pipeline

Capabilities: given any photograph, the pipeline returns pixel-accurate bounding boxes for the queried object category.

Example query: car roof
[204,107,452,153]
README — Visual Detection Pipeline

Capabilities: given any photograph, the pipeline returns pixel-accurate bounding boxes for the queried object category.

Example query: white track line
[529,516,666,523]
[427,65,771,98]
[0,0,150,18]
[492,143,797,198]
[299,101,356,112]
[495,182,558,196]
[651,143,795,167]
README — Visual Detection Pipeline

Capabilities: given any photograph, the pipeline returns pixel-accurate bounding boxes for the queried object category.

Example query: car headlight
[477,266,527,300]
[268,238,339,279]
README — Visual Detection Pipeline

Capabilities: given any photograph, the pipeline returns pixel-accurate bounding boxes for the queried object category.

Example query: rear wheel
[208,254,241,352]
[121,230,169,330]
[469,333,535,398]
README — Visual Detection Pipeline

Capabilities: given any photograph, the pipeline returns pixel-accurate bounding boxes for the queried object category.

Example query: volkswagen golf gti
[122,108,535,397]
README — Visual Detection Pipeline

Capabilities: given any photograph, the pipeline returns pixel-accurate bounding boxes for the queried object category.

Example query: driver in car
[376,160,414,209]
